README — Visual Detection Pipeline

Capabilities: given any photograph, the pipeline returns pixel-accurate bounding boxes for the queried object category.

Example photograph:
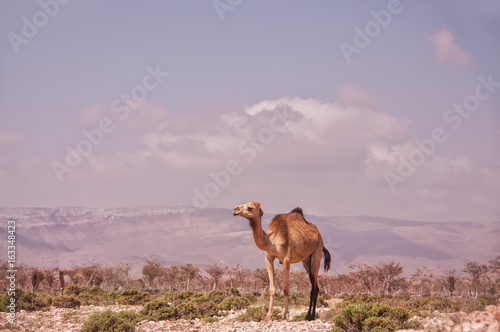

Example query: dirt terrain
[1,302,498,332]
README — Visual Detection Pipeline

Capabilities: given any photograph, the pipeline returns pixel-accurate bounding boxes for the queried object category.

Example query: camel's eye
[247,207,253,211]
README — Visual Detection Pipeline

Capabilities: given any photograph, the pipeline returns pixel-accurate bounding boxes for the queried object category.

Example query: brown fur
[233,201,331,321]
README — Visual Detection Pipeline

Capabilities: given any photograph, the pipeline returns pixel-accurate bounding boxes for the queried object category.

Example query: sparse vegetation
[330,302,420,332]
[235,305,282,322]
[80,309,139,332]
[0,258,498,331]
[117,289,150,305]
[1,256,498,299]
[52,295,81,308]
[138,289,255,321]
[0,287,51,312]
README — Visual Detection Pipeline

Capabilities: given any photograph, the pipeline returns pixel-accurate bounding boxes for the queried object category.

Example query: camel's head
[233,201,263,219]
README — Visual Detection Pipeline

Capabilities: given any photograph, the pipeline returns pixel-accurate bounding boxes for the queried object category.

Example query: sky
[0,0,499,222]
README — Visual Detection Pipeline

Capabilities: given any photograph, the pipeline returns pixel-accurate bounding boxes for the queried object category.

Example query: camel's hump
[290,207,304,217]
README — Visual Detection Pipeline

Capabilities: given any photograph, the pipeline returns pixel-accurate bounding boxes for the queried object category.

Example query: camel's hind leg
[282,256,291,320]
[302,244,322,320]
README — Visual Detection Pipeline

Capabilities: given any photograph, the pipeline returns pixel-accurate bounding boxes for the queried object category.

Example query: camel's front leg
[282,257,291,320]
[265,254,275,321]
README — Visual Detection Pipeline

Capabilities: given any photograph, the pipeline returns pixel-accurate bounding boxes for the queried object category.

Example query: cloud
[335,84,380,109]
[1,97,499,223]
[0,129,27,156]
[428,29,472,65]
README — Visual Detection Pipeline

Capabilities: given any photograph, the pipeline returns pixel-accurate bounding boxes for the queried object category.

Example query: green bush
[62,285,117,306]
[318,293,331,308]
[52,295,81,309]
[236,306,282,322]
[117,289,150,305]
[196,300,219,317]
[206,290,226,303]
[363,316,396,332]
[141,290,249,321]
[177,301,200,320]
[464,295,500,313]
[410,295,463,313]
[217,296,251,311]
[63,284,88,297]
[80,309,138,332]
[292,312,310,321]
[288,293,309,307]
[140,300,178,321]
[242,293,258,305]
[331,302,418,332]
[202,316,219,323]
[0,288,51,312]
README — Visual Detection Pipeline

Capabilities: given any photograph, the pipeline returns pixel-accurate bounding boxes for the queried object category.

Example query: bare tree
[31,268,45,292]
[205,262,226,291]
[58,270,66,295]
[349,263,377,294]
[142,258,163,289]
[439,269,458,297]
[488,256,500,293]
[377,261,404,294]
[231,264,252,292]
[410,266,435,296]
[463,260,489,298]
[162,265,181,291]
[118,261,135,289]
[43,268,57,290]
[180,264,200,291]
[253,268,269,293]
[78,262,105,288]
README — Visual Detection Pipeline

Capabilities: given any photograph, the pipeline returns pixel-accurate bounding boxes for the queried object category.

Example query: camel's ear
[252,201,263,217]
[256,203,263,217]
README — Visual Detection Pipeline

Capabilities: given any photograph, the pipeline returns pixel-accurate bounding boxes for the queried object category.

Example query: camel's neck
[249,217,271,252]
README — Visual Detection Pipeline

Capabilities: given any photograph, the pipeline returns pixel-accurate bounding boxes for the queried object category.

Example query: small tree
[162,265,180,291]
[142,259,163,289]
[440,269,457,297]
[79,262,105,288]
[349,263,377,294]
[118,261,135,289]
[253,268,269,292]
[31,269,45,292]
[43,268,56,290]
[58,270,66,295]
[205,262,226,291]
[488,256,500,293]
[376,261,404,294]
[410,266,435,296]
[181,264,199,291]
[463,260,489,298]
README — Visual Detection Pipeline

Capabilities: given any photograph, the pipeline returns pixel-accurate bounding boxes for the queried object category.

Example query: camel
[233,201,331,321]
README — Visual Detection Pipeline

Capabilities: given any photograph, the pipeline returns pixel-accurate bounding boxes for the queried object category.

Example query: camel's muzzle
[233,206,243,216]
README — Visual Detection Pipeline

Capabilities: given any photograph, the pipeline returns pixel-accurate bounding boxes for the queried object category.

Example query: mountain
[0,206,498,274]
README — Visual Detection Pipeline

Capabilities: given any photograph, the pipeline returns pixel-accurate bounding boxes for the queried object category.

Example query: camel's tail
[323,247,331,272]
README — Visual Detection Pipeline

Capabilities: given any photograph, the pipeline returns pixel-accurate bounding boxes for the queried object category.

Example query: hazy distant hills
[1,206,498,274]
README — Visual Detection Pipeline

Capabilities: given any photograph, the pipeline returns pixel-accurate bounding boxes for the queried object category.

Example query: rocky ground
[0,303,498,331]
[404,305,500,332]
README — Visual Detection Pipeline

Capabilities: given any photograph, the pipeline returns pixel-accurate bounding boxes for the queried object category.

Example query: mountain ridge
[1,206,498,274]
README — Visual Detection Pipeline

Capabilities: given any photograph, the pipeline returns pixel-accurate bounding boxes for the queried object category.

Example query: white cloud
[0,129,27,156]
[428,29,472,65]
[1,97,499,222]
[335,84,380,109]
[245,96,407,146]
